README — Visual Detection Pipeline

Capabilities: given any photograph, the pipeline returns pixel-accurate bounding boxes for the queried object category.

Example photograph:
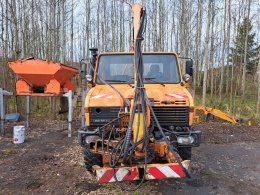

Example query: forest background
[0,0,259,120]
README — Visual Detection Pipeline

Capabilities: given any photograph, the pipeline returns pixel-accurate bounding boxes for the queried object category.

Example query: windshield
[96,54,180,84]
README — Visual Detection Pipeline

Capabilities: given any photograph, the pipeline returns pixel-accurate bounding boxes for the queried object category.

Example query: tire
[178,147,192,160]
[84,145,102,171]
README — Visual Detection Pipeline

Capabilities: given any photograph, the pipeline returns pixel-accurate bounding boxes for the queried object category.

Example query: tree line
[0,0,259,118]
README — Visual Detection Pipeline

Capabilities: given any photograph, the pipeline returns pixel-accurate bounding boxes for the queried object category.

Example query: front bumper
[93,160,190,183]
[78,129,202,148]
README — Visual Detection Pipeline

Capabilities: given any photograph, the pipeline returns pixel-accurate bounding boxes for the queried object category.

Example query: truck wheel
[84,146,102,171]
[178,147,192,160]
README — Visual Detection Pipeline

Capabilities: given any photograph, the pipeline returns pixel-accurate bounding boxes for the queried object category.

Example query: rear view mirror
[80,59,88,80]
[185,60,193,76]
[80,59,92,81]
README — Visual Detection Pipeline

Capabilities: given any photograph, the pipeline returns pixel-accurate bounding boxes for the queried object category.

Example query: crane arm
[195,106,239,124]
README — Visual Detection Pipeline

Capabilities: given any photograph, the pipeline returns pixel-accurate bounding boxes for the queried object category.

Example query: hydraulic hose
[121,9,147,164]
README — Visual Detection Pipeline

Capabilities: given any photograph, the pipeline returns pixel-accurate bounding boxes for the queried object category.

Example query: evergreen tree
[231,17,259,74]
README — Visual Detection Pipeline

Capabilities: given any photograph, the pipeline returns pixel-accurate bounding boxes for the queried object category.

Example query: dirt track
[0,120,260,194]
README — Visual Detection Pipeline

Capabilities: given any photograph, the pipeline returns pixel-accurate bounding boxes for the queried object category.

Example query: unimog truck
[78,3,201,187]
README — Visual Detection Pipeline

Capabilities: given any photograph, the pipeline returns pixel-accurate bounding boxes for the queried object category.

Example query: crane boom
[194,106,239,124]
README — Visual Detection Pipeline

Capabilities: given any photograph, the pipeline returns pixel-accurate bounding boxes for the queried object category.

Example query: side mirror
[86,74,92,82]
[185,60,193,76]
[80,60,87,80]
[80,59,93,82]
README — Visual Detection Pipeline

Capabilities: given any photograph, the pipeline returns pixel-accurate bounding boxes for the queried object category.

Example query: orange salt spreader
[8,58,79,96]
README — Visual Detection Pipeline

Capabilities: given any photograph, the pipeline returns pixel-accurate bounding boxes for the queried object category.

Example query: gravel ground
[0,120,259,194]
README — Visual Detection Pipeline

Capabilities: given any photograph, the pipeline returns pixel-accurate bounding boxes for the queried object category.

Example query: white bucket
[13,126,25,144]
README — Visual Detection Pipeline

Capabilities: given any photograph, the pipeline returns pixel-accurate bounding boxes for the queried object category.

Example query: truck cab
[82,51,200,160]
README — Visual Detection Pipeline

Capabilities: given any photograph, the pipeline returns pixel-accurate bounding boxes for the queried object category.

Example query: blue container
[5,113,20,122]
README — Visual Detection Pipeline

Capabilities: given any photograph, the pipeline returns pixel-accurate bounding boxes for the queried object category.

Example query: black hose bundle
[104,9,149,191]
[122,8,148,165]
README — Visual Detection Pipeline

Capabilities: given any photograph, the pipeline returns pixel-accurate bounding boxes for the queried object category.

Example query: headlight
[177,136,194,145]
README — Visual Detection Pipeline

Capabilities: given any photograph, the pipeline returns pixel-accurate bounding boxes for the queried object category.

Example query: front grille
[151,106,189,127]
[89,107,120,127]
[88,106,189,128]
[174,100,187,105]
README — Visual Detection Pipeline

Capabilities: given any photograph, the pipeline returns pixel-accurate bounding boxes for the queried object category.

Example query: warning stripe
[157,166,180,178]
[121,169,138,181]
[97,168,138,183]
[98,169,119,183]
[165,94,188,98]
[109,168,128,182]
[96,162,189,183]
[169,164,185,177]
[147,165,185,180]
[148,167,167,179]
[91,94,112,99]
[111,168,138,182]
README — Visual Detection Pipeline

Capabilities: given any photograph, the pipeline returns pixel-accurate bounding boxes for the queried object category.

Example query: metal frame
[63,90,73,137]
[0,88,13,134]
[0,89,73,137]
[25,90,73,137]
[81,87,86,128]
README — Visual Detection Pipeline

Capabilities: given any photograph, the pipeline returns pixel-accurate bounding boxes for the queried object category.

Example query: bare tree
[193,0,202,98]
[209,1,215,98]
[0,0,259,119]
[257,50,260,116]
[225,0,231,96]
[202,0,212,106]
[241,0,251,99]
[219,0,227,99]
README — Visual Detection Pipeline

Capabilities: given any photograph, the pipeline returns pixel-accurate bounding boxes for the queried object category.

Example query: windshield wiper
[144,77,156,80]
[144,77,165,86]
[105,79,127,83]
[105,79,134,88]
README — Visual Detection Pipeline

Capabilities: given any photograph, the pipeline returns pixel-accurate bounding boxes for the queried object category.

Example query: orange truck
[78,3,201,188]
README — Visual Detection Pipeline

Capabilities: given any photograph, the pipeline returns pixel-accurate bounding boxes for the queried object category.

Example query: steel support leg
[64,90,73,137]
[0,88,4,134]
[26,96,30,128]
[81,88,86,128]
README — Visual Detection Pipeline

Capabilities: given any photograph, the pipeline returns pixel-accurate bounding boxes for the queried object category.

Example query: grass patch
[1,149,16,155]
[104,183,116,191]
[26,137,34,142]
[195,94,259,121]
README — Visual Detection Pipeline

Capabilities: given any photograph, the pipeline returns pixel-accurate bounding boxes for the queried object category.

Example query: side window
[97,61,110,81]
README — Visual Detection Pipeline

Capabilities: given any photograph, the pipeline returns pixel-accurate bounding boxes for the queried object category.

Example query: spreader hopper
[8,58,79,96]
